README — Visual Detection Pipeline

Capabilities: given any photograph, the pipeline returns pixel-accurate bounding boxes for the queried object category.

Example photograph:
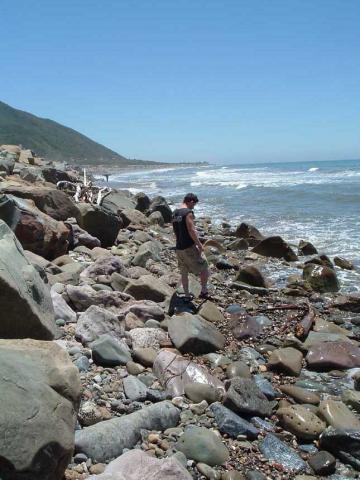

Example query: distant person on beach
[172,193,210,299]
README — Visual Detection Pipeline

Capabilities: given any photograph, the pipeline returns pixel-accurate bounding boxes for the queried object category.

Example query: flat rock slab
[175,426,229,466]
[0,220,56,340]
[75,401,180,462]
[88,449,192,479]
[259,433,309,473]
[153,350,224,397]
[168,313,225,354]
[210,402,259,439]
[306,341,360,370]
[223,377,272,418]
[268,347,303,376]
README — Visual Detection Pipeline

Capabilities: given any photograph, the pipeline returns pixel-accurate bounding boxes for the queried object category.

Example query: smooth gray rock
[168,313,225,354]
[259,433,309,473]
[0,220,56,339]
[224,377,272,417]
[51,289,77,323]
[75,401,180,462]
[123,375,148,401]
[91,334,131,366]
[210,402,259,439]
[175,426,229,466]
[0,339,81,480]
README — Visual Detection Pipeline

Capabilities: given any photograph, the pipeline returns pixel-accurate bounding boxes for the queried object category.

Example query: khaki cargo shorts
[176,244,208,275]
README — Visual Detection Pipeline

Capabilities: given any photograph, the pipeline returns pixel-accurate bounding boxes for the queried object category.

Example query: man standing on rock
[172,193,210,299]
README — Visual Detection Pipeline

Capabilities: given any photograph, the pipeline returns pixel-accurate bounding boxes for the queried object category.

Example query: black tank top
[172,208,194,250]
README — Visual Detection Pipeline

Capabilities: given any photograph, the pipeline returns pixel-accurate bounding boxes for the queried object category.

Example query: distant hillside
[0,101,157,166]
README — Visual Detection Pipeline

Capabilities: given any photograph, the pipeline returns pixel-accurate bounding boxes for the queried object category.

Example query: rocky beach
[2,144,360,480]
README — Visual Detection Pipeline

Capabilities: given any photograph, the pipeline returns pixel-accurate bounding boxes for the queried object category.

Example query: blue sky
[1,0,359,163]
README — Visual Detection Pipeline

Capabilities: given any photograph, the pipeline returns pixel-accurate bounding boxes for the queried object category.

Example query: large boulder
[0,339,81,480]
[134,192,151,212]
[252,236,298,261]
[149,196,172,223]
[100,190,136,215]
[0,194,69,260]
[87,449,192,480]
[75,401,180,462]
[41,167,76,184]
[0,182,80,222]
[0,220,56,339]
[303,264,340,293]
[119,208,149,228]
[235,265,268,287]
[168,313,225,354]
[77,203,123,247]
[235,223,264,246]
[298,239,318,255]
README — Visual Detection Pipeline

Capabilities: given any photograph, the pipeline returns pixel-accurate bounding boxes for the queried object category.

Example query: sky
[1,0,360,164]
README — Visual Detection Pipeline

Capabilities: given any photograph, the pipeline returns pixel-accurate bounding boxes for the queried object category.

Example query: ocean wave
[308,167,319,172]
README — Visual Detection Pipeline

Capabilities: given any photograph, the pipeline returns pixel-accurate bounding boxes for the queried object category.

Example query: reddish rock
[0,194,69,260]
[306,341,360,371]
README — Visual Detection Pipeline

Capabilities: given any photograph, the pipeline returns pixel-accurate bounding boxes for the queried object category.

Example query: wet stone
[308,451,336,476]
[280,385,320,405]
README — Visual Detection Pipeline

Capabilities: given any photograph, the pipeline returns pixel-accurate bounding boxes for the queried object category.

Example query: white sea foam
[308,167,319,172]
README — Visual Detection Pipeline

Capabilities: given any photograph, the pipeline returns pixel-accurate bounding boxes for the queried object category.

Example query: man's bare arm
[186,213,203,251]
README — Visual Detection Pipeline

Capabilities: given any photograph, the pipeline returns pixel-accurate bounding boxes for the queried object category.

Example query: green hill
[0,100,156,166]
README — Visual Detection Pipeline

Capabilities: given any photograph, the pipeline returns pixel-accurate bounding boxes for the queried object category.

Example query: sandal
[199,291,212,300]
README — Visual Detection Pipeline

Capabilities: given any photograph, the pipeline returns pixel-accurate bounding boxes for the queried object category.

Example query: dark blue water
[101,159,360,291]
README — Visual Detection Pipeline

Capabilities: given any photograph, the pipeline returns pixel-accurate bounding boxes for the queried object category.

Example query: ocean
[101,159,360,292]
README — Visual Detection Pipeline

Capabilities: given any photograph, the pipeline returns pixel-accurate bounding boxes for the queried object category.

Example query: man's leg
[200,267,209,294]
[181,272,189,296]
